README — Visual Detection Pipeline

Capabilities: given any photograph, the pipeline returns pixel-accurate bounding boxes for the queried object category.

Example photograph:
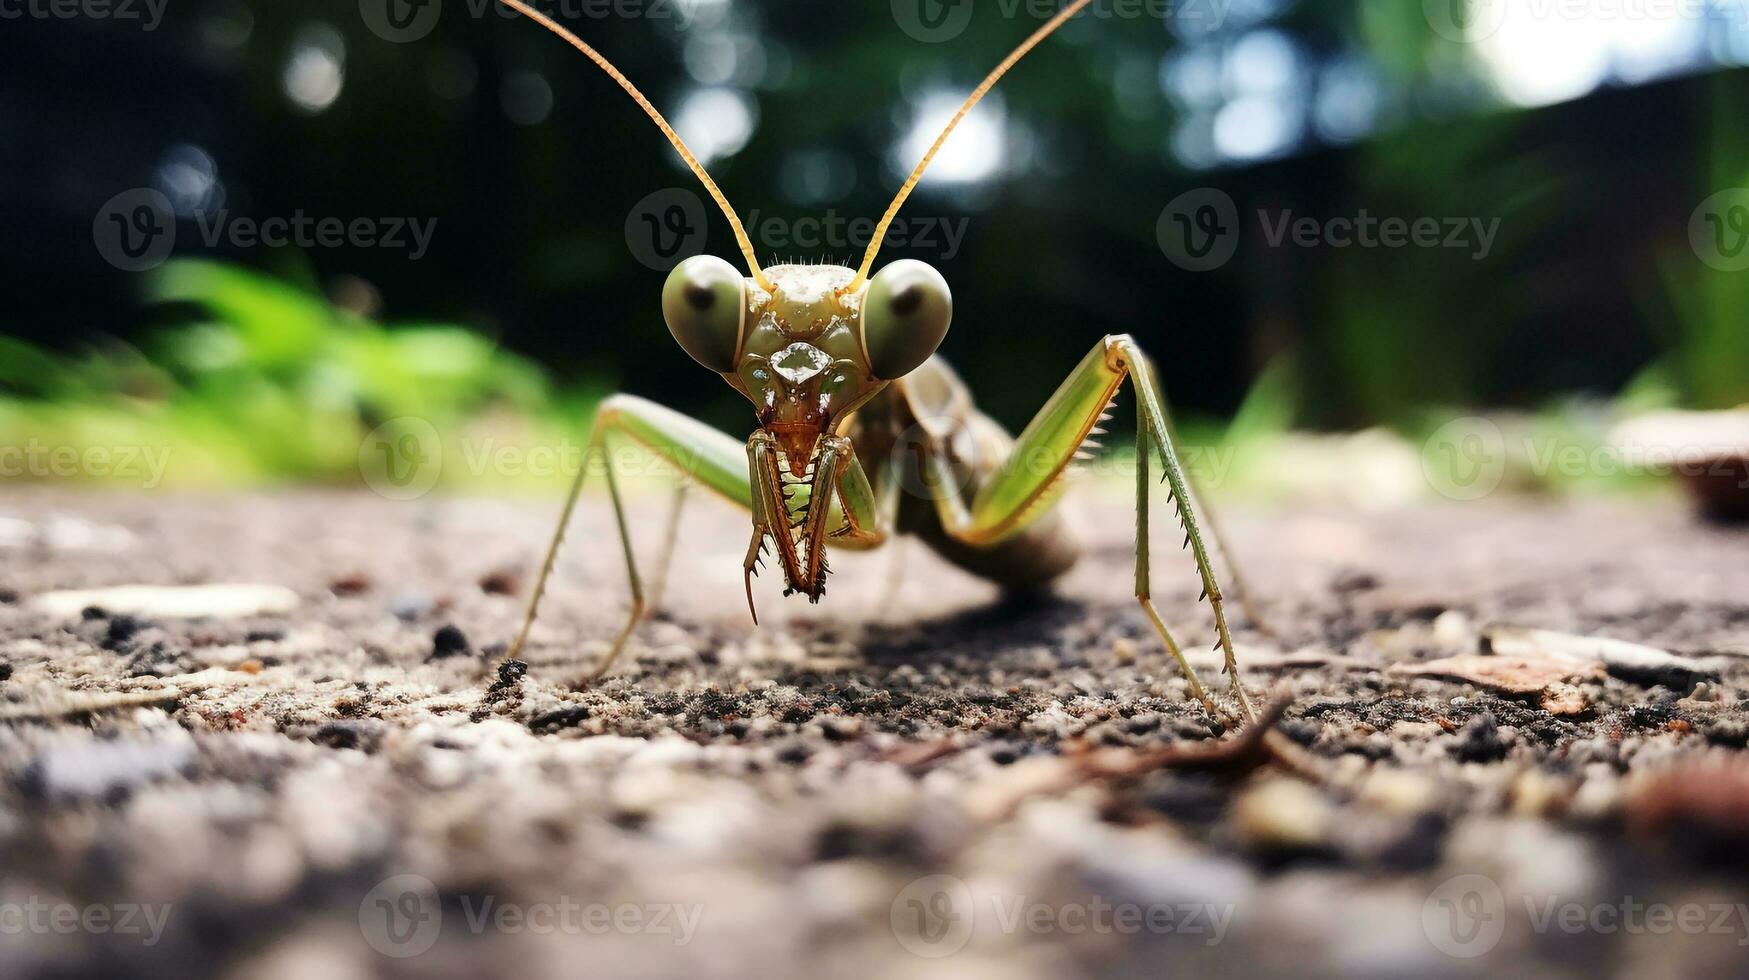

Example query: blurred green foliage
[0,260,593,488]
[1638,76,1749,412]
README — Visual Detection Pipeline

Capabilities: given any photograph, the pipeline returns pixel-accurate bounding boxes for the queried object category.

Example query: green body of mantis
[497,0,1259,722]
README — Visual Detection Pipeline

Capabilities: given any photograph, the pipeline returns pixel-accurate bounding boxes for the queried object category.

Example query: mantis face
[662,256,952,599]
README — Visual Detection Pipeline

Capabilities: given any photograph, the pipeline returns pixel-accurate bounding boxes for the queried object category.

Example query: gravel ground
[1,487,1748,979]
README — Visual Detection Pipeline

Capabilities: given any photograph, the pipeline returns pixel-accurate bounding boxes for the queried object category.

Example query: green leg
[1151,394,1275,639]
[918,336,1257,723]
[507,396,890,679]
[646,483,687,615]
[505,394,752,680]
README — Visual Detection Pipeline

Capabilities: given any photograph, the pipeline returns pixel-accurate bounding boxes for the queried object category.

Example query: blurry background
[3,0,1747,494]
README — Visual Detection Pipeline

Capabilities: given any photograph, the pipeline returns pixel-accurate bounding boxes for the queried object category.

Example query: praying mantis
[497,0,1262,723]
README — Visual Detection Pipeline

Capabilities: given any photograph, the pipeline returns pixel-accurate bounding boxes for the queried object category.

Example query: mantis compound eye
[859,259,952,380]
[662,255,747,373]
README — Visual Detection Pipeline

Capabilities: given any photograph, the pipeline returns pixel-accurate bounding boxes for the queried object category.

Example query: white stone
[31,583,300,619]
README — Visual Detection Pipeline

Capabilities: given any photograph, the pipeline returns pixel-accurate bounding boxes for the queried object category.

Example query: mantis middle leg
[506,394,752,679]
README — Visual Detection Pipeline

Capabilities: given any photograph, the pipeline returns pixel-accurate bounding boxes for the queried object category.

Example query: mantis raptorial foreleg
[506,394,753,679]
[507,394,888,679]
[914,335,1257,723]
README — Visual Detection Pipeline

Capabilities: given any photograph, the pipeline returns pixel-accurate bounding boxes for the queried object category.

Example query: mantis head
[662,257,952,604]
[662,257,952,471]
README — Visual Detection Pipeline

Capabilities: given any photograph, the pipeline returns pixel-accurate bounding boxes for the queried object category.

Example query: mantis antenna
[498,0,773,291]
[848,0,1095,291]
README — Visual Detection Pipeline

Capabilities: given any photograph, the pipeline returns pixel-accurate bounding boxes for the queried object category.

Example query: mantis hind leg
[505,394,753,680]
[919,336,1258,723]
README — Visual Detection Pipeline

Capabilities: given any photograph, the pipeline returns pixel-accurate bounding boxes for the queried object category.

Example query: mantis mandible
[497,0,1263,723]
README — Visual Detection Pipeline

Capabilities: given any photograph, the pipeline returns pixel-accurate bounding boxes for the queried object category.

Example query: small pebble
[478,569,521,596]
[1233,777,1333,851]
[391,592,432,622]
[327,572,372,597]
[431,625,471,659]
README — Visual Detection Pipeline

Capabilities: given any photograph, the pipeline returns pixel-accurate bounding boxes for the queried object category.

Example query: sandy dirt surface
[1,486,1747,978]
